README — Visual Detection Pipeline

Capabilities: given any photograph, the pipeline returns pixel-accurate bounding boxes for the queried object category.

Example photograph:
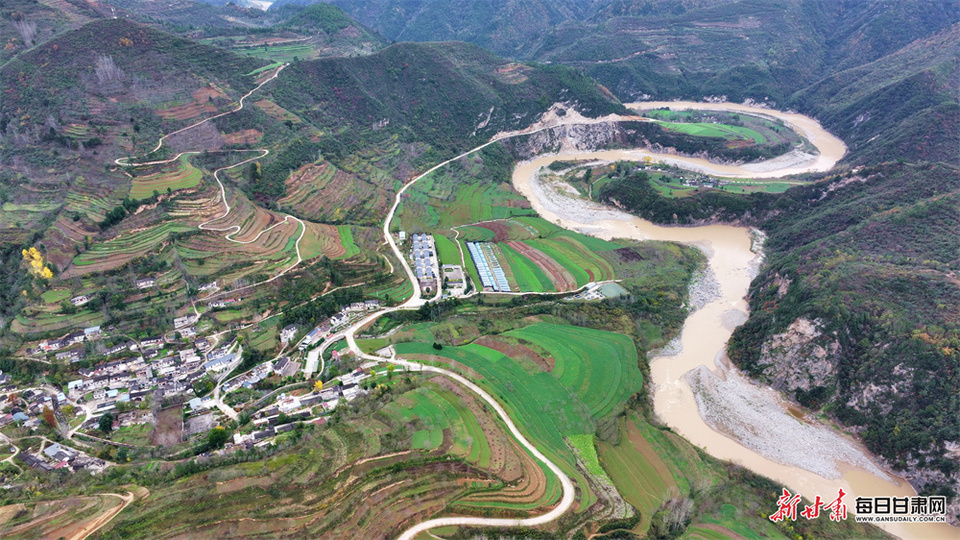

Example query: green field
[433,235,460,265]
[383,383,490,465]
[499,243,554,292]
[245,61,283,76]
[458,217,620,292]
[567,434,608,480]
[335,225,360,259]
[40,289,72,304]
[656,120,767,143]
[394,322,642,508]
[598,416,679,535]
[130,156,203,199]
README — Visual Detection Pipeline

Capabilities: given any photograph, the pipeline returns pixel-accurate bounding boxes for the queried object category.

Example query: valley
[0,1,957,538]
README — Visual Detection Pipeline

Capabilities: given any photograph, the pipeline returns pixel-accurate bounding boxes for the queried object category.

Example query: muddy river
[510,102,955,539]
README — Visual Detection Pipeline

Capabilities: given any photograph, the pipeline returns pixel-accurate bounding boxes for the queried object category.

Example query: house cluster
[297,300,381,351]
[222,360,275,394]
[35,325,103,358]
[209,297,241,309]
[136,277,157,290]
[411,233,439,294]
[21,442,107,474]
[0,389,65,431]
[280,324,297,344]
[198,280,218,292]
[226,366,375,448]
[66,338,239,409]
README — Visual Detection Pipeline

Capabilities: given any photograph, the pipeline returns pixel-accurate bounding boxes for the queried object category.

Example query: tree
[313,380,324,392]
[22,247,53,279]
[98,412,114,433]
[60,300,76,315]
[207,426,229,449]
[387,365,396,379]
[42,406,57,429]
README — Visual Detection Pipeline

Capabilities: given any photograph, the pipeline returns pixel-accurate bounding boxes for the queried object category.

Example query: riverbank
[509,101,954,538]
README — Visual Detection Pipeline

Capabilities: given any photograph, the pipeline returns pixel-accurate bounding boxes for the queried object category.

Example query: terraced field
[210,39,321,63]
[253,99,302,125]
[598,416,680,535]
[384,384,489,458]
[68,222,195,275]
[398,158,536,232]
[129,156,203,199]
[280,161,393,226]
[156,86,226,122]
[394,322,643,512]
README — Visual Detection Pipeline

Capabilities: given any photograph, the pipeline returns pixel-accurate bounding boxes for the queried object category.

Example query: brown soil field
[150,406,183,446]
[476,221,512,242]
[215,475,274,494]
[614,247,644,263]
[223,129,263,146]
[253,99,300,124]
[157,86,226,121]
[506,240,577,291]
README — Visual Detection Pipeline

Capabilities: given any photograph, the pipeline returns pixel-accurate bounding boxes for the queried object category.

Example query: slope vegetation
[728,161,960,500]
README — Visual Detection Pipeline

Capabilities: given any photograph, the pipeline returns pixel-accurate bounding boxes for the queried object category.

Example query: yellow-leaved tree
[313,380,323,392]
[22,247,53,279]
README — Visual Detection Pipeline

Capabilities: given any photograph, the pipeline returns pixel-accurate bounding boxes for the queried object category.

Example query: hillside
[326,0,600,57]
[790,23,960,165]
[728,162,960,500]
[0,0,87,64]
[0,17,266,159]
[271,41,623,147]
[234,40,625,205]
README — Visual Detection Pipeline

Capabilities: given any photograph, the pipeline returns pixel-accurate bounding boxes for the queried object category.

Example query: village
[0,273,393,477]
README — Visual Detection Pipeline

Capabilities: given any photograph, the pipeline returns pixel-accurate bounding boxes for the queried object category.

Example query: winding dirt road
[118,64,305,301]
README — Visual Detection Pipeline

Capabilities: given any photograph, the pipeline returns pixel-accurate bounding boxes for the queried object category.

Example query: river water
[509,103,956,539]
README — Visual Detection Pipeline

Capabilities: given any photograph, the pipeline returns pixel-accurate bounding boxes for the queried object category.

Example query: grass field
[129,156,203,200]
[598,416,679,535]
[40,289,71,304]
[433,235,460,265]
[656,120,767,143]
